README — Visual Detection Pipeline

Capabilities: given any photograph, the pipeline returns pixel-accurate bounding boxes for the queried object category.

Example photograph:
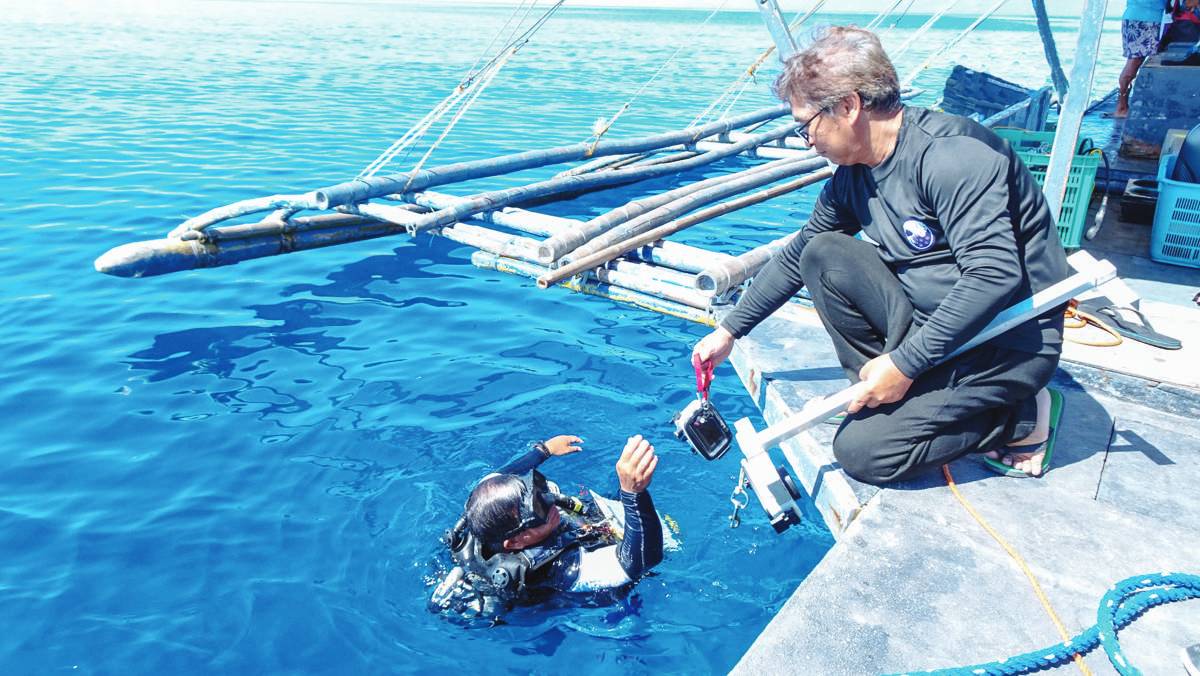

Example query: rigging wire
[901,0,1014,88]
[892,0,965,59]
[357,0,565,180]
[690,0,830,128]
[582,0,732,153]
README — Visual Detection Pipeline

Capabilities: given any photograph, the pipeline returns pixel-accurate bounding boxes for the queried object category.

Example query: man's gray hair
[773,26,901,114]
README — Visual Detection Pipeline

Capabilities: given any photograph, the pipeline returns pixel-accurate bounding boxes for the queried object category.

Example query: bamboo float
[537,168,834,290]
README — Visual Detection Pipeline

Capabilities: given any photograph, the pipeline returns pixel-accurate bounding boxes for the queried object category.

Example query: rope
[882,0,919,35]
[892,0,965,60]
[1064,304,1123,347]
[866,0,912,30]
[403,46,517,190]
[902,467,1200,675]
[584,0,732,154]
[940,465,1092,675]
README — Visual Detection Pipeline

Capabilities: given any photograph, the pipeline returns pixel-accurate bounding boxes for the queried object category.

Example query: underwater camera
[672,396,732,461]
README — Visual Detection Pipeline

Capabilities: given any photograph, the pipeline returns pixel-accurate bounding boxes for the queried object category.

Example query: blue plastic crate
[1152,154,1200,269]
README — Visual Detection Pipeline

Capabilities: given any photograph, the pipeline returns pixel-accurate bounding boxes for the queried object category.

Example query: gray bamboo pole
[398,123,800,236]
[312,105,790,211]
[537,167,833,289]
[564,156,827,262]
[1031,0,1069,100]
[168,105,789,237]
[537,152,815,264]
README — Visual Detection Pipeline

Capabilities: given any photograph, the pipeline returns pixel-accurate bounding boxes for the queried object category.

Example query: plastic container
[994,129,1101,248]
[1151,153,1200,268]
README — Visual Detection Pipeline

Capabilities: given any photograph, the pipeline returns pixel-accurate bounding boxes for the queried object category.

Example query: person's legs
[798,232,916,380]
[832,348,1057,484]
[793,232,1060,484]
[1117,18,1157,117]
[1116,55,1146,118]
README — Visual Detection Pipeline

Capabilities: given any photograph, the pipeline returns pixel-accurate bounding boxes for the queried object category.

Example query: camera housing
[672,397,733,460]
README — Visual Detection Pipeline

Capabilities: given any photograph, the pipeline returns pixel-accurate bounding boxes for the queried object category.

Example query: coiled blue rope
[894,572,1200,676]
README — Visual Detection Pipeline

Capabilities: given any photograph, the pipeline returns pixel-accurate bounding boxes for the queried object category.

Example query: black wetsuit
[491,447,663,592]
[722,106,1070,484]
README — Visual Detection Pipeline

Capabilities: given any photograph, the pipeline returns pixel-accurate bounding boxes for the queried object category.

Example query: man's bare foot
[985,388,1051,476]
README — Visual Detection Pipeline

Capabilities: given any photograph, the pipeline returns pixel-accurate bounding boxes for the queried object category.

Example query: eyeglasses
[793,107,827,144]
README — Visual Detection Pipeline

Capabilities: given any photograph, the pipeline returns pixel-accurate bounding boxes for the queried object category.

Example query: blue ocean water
[0,2,1125,672]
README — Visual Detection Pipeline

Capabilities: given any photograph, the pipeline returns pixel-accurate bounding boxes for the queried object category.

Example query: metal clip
[729,467,750,528]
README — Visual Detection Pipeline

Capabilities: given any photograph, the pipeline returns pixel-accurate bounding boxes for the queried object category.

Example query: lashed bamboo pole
[398,123,800,236]
[537,167,833,289]
[537,152,815,264]
[564,156,827,262]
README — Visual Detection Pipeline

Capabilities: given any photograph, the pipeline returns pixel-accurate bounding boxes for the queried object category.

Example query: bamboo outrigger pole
[537,168,833,290]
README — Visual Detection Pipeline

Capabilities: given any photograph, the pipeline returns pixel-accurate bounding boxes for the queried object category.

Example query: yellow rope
[941,465,1093,676]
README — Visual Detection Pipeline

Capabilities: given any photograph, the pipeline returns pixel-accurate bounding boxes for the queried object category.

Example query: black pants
[799,233,1059,485]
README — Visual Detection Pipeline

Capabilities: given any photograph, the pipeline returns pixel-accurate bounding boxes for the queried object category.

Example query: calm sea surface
[0,1,1124,672]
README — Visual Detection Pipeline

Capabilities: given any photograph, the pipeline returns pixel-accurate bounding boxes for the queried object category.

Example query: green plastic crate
[994,129,1101,248]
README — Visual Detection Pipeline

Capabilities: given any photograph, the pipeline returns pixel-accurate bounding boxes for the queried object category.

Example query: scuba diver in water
[430,434,665,617]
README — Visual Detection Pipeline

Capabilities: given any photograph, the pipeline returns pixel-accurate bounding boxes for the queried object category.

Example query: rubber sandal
[1076,299,1182,350]
[981,389,1064,478]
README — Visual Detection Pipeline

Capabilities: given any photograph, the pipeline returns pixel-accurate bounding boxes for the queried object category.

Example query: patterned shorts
[1123,19,1161,58]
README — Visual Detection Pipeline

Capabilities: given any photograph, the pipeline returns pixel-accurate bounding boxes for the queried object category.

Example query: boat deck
[728,185,1200,672]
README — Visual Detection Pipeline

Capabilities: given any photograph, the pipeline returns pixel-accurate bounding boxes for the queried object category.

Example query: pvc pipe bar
[470,251,712,325]
[313,105,790,210]
[401,191,578,238]
[438,222,543,263]
[694,230,799,295]
[691,140,811,160]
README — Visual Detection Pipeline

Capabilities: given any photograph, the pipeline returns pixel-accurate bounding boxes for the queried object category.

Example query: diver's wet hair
[774,26,901,114]
[465,474,525,545]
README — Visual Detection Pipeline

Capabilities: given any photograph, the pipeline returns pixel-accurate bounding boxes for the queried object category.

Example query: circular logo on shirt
[901,219,936,251]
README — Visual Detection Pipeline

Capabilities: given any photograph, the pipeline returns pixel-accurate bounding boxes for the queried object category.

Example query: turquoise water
[0,2,1124,672]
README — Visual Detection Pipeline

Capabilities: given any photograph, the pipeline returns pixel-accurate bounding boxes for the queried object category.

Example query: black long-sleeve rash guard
[722,107,1070,378]
[490,447,663,591]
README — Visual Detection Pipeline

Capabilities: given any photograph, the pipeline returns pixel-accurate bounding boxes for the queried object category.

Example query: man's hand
[543,435,583,456]
[847,354,913,414]
[692,326,736,373]
[615,435,658,493]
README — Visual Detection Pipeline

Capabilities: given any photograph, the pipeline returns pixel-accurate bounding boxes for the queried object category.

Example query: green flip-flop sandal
[982,388,1064,478]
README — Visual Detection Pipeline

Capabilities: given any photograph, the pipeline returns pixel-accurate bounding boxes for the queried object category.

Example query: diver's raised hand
[543,435,583,456]
[616,435,658,493]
